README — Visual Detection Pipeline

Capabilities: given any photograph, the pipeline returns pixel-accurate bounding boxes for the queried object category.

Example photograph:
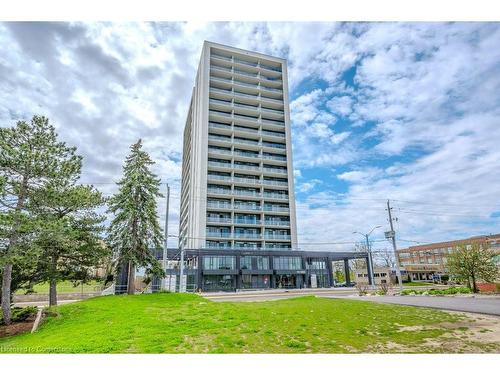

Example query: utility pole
[162,184,170,291]
[364,234,375,288]
[386,199,403,291]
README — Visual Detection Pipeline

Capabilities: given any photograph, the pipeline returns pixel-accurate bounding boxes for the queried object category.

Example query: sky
[0,22,499,252]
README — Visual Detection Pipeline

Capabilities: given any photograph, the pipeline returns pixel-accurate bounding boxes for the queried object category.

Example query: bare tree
[373,247,396,268]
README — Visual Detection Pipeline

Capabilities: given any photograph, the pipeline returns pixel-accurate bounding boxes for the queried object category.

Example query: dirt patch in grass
[0,318,35,338]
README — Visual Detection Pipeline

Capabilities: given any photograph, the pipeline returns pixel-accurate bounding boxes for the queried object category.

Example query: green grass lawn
[14,281,103,295]
[2,293,496,353]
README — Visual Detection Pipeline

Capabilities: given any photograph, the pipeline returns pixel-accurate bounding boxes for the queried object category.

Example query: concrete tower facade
[179,41,298,251]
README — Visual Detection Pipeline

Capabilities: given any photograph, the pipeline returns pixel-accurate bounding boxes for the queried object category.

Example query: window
[273,256,302,270]
[240,256,270,270]
[203,256,235,270]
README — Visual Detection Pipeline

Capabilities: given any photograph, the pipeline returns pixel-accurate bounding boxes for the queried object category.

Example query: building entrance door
[276,274,301,289]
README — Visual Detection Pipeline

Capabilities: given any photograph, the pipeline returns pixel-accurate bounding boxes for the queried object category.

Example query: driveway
[331,295,500,316]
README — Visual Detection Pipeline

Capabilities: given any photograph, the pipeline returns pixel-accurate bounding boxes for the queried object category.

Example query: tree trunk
[48,255,58,306]
[127,260,135,295]
[1,263,13,325]
[3,177,28,325]
[471,272,477,293]
[49,279,57,306]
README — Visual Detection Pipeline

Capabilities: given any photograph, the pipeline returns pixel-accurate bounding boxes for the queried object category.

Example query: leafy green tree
[29,180,108,306]
[107,140,164,295]
[447,243,499,293]
[1,116,80,325]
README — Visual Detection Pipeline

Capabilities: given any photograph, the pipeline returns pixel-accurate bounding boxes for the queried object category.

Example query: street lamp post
[353,226,381,288]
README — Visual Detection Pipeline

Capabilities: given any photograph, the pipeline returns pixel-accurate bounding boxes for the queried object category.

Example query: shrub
[356,283,369,296]
[0,306,38,325]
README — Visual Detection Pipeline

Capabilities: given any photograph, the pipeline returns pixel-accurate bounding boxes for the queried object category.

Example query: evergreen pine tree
[107,139,164,294]
[0,115,81,324]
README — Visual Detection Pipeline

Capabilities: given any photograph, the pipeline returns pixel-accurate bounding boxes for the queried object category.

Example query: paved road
[330,295,500,316]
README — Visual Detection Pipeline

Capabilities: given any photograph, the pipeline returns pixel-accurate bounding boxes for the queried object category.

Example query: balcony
[206,217,232,224]
[262,154,287,162]
[261,85,283,93]
[207,175,232,182]
[260,63,282,73]
[264,221,290,226]
[262,179,288,187]
[209,110,233,119]
[208,147,232,156]
[206,231,232,238]
[209,98,233,107]
[211,54,232,62]
[261,107,284,116]
[262,143,286,150]
[234,58,258,68]
[209,122,232,131]
[210,65,232,74]
[208,135,232,143]
[208,161,232,168]
[233,138,260,147]
[234,203,262,211]
[206,242,232,249]
[234,102,259,111]
[234,164,261,171]
[234,232,262,239]
[207,188,232,195]
[207,201,232,209]
[263,167,287,174]
[264,206,289,213]
[234,190,261,197]
[210,87,233,95]
[233,150,260,158]
[234,218,262,225]
[233,176,261,184]
[261,130,285,138]
[233,125,259,134]
[265,234,291,240]
[263,192,289,199]
[234,69,258,78]
[262,118,285,126]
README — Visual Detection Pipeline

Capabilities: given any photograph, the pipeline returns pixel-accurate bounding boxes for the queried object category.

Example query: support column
[326,258,334,287]
[235,254,241,291]
[344,259,351,285]
[366,257,373,286]
[197,254,203,292]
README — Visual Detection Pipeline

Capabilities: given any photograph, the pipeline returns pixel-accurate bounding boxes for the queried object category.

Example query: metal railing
[208,161,232,168]
[263,167,287,174]
[264,234,291,240]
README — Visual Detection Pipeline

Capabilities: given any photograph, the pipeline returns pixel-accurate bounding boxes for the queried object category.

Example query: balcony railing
[209,110,232,118]
[234,218,262,225]
[233,150,259,158]
[208,135,232,143]
[206,217,232,224]
[261,130,285,138]
[208,122,232,130]
[264,221,290,226]
[211,54,232,62]
[263,167,287,174]
[262,154,287,162]
[261,86,283,93]
[264,234,291,240]
[234,164,261,171]
[207,201,232,209]
[262,179,288,187]
[208,161,232,168]
[262,143,286,150]
[234,58,258,67]
[233,126,259,134]
[260,64,282,72]
[234,102,259,111]
[264,206,290,212]
[234,69,258,78]
[262,118,285,126]
[210,87,233,95]
[206,231,232,238]
[263,193,289,199]
[208,148,232,155]
[234,190,261,197]
[207,175,232,182]
[233,177,261,184]
[207,188,232,195]
[261,107,284,115]
[234,204,262,211]
[234,232,261,239]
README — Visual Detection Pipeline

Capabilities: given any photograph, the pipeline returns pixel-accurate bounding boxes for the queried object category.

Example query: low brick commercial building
[397,233,500,281]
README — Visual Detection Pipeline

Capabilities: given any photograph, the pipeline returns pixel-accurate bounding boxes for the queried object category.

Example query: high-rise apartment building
[179,41,298,251]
